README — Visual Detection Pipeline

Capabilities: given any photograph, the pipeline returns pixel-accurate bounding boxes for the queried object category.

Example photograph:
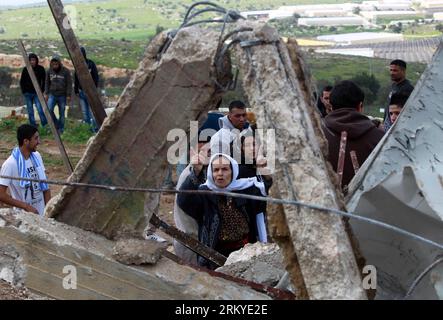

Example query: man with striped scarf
[0,124,51,216]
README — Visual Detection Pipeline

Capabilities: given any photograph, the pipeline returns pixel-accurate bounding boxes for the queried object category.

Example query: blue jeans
[24,93,47,127]
[79,90,98,132]
[47,95,66,133]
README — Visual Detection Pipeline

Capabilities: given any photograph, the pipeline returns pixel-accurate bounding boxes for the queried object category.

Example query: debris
[46,25,231,239]
[346,42,443,299]
[232,21,366,300]
[112,238,166,265]
[0,279,50,300]
[216,243,293,290]
[0,209,270,300]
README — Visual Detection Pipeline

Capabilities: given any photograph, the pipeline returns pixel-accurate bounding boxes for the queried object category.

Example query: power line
[1,174,443,253]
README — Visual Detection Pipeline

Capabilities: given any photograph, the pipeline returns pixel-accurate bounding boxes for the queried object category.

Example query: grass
[0,38,146,69]
[403,24,442,38]
[0,0,362,41]
[305,53,426,116]
[0,117,94,145]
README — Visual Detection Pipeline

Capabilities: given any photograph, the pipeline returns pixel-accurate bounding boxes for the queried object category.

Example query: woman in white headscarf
[177,153,269,269]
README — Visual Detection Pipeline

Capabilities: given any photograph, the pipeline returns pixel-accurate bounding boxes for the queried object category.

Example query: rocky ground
[0,280,50,300]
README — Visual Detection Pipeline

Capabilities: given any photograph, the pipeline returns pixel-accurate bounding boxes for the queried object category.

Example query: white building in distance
[360,10,420,21]
[317,32,404,45]
[298,16,369,27]
[418,0,443,9]
[305,9,351,17]
[240,10,294,20]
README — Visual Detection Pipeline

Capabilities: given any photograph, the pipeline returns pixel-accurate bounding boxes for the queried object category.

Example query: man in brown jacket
[322,80,384,191]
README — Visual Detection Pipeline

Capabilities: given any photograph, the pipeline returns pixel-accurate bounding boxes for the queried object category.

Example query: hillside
[0,0,360,40]
[0,0,428,116]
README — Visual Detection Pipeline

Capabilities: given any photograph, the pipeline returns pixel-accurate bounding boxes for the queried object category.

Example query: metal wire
[180,8,227,27]
[182,1,224,24]
[2,174,443,253]
[158,1,244,60]
[404,256,443,299]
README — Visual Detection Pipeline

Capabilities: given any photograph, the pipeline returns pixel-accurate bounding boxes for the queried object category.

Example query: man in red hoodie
[321,80,384,191]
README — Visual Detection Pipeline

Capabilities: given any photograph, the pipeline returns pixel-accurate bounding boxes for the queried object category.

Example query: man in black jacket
[322,80,384,191]
[383,59,414,132]
[74,47,99,132]
[19,53,47,127]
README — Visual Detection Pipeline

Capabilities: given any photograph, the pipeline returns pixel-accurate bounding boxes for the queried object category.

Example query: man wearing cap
[19,53,47,128]
[383,59,414,132]
[44,55,72,134]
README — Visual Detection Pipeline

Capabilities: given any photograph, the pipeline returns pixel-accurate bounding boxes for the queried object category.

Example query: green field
[0,0,362,40]
[0,0,429,116]
[0,38,146,69]
[306,53,426,116]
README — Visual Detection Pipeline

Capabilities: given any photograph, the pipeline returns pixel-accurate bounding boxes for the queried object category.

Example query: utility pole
[18,40,73,174]
[47,0,107,126]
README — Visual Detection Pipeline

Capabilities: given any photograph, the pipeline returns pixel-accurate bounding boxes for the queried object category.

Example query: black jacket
[322,108,384,189]
[177,168,267,268]
[74,59,99,94]
[20,65,46,94]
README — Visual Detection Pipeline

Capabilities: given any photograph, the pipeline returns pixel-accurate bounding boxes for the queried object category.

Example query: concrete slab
[0,209,271,300]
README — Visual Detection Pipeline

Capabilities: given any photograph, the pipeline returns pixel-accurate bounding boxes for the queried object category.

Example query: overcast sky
[1,0,84,7]
[1,0,44,6]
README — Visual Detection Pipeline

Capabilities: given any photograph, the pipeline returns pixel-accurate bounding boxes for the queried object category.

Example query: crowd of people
[1,56,415,269]
[19,48,99,134]
[318,59,413,191]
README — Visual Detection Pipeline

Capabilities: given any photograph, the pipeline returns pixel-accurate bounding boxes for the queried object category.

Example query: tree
[155,24,165,35]
[350,72,380,105]
[352,7,361,15]
[389,23,402,33]
[0,68,13,88]
[436,24,443,32]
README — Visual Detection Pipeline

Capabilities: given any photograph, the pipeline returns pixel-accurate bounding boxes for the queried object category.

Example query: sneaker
[146,233,167,243]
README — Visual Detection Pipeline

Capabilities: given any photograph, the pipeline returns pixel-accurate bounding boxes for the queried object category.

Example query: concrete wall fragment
[0,209,270,300]
[346,42,443,299]
[232,21,366,300]
[46,27,231,239]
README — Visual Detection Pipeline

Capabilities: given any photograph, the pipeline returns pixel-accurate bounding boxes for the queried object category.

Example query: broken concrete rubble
[232,21,366,300]
[346,42,443,299]
[0,209,271,300]
[45,26,232,239]
[0,280,50,300]
[17,17,374,300]
[216,243,294,291]
[112,238,167,265]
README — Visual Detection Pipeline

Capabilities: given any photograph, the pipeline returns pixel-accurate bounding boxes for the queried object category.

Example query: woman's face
[212,156,232,188]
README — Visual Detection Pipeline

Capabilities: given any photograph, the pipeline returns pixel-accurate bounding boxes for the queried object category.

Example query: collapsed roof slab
[45,27,231,238]
[232,21,366,300]
[0,209,270,300]
[346,42,443,299]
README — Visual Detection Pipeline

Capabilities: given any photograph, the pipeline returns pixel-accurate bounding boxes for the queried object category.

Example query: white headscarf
[202,153,266,196]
